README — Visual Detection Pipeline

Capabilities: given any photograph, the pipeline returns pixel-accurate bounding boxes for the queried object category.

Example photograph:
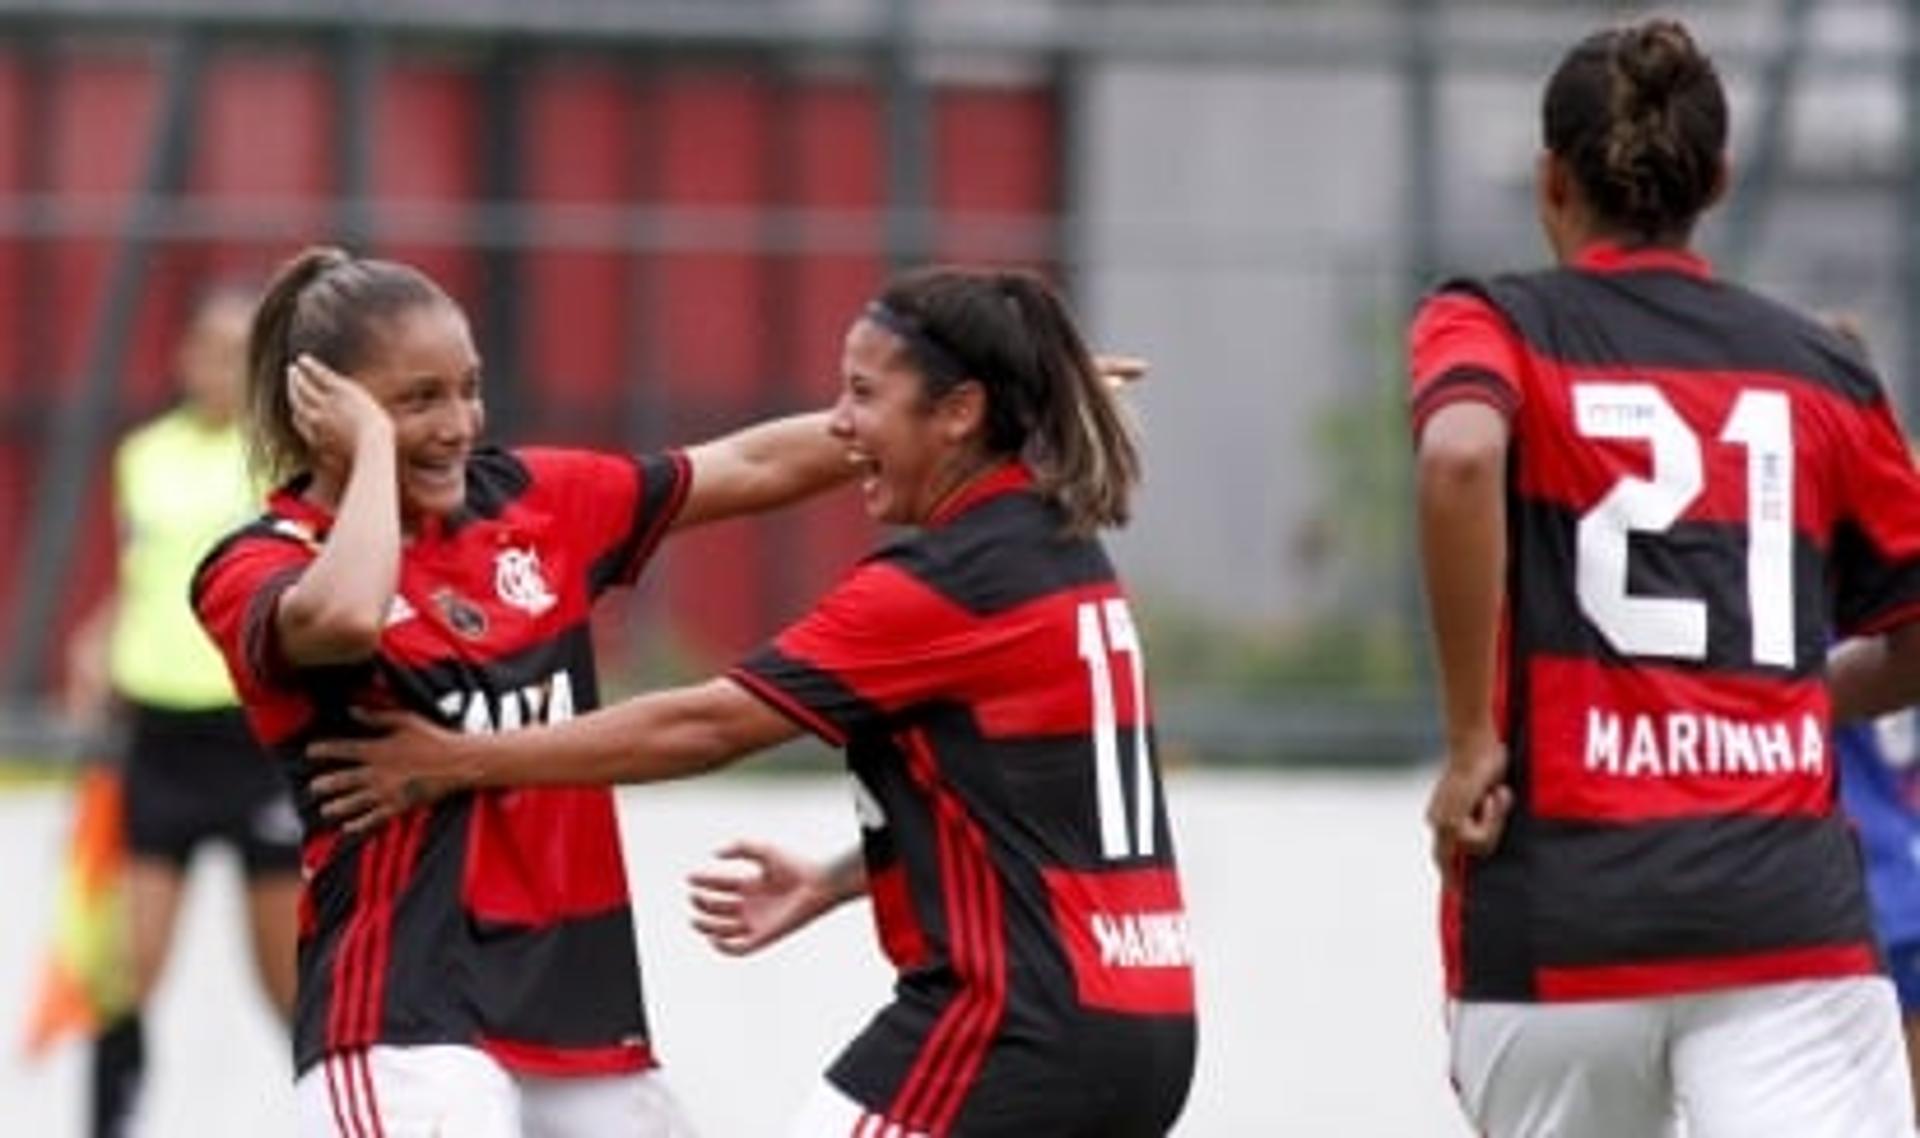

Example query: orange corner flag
[21,767,132,1058]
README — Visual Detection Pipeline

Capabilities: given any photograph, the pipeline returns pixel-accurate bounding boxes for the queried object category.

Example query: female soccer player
[1411,17,1920,1137]
[306,267,1198,1137]
[191,246,856,1137]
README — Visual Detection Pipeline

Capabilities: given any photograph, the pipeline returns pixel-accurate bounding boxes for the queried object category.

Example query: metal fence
[4,0,1918,766]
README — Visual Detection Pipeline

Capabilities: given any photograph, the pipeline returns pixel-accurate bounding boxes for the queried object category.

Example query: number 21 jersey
[1410,243,1920,1002]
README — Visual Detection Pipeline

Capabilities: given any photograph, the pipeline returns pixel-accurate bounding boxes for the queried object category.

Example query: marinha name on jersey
[1090,909,1194,970]
[1584,707,1825,778]
[1049,866,1195,1015]
[437,670,579,735]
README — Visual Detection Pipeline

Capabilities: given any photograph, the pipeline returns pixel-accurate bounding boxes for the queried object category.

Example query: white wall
[1082,63,1407,625]
[0,771,1467,1136]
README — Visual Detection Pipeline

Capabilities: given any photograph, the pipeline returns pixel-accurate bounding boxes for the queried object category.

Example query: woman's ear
[1536,150,1568,220]
[939,379,988,444]
[1705,152,1731,211]
[1535,150,1585,263]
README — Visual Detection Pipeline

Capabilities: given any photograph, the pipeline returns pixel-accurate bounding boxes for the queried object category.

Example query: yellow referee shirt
[107,406,259,709]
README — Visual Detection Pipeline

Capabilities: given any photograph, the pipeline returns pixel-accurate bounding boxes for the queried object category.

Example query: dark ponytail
[247,246,347,482]
[245,245,451,483]
[995,275,1142,533]
[1543,18,1727,241]
[873,267,1141,535]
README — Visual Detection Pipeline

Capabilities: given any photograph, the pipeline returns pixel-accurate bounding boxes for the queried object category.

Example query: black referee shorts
[121,702,300,876]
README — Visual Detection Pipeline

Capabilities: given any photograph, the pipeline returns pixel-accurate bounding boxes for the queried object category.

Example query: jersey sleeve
[517,447,691,595]
[190,530,313,698]
[727,558,980,747]
[1408,288,1525,441]
[1829,397,1920,637]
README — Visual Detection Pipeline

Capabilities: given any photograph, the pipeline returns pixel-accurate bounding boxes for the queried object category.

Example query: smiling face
[829,317,985,526]
[354,302,484,524]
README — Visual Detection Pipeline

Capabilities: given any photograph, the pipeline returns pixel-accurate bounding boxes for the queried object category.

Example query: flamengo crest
[495,546,556,616]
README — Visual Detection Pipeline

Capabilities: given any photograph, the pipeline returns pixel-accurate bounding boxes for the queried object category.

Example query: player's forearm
[279,428,401,662]
[463,687,743,790]
[1417,419,1508,757]
[1831,623,1920,723]
[714,412,852,505]
[821,846,868,905]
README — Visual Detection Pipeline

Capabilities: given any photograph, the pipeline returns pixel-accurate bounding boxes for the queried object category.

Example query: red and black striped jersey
[730,463,1196,1137]
[192,445,689,1076]
[1409,243,1920,1002]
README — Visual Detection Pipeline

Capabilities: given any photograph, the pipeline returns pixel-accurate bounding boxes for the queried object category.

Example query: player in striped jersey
[1411,18,1920,1138]
[192,247,857,1137]
[309,267,1197,1137]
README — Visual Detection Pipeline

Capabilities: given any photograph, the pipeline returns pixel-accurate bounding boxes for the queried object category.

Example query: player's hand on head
[286,353,391,462]
[307,707,464,834]
[1424,738,1512,884]
[685,840,832,957]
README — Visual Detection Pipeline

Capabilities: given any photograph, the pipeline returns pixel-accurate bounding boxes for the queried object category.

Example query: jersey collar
[926,460,1034,528]
[268,474,333,535]
[1572,241,1713,280]
[267,474,458,543]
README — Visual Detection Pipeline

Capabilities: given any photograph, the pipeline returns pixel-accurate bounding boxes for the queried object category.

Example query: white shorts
[1450,976,1913,1138]
[295,1044,697,1138]
[785,1079,926,1138]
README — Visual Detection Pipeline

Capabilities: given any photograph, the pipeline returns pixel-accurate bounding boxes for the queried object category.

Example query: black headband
[864,301,971,382]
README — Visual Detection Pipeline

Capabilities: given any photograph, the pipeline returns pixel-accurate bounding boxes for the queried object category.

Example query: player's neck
[181,401,235,432]
[922,450,1004,525]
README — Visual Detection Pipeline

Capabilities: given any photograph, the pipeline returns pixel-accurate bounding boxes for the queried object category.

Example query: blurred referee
[64,286,298,1137]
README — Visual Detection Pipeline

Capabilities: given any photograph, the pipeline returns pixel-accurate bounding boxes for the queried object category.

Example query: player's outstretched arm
[687,842,866,957]
[308,677,800,831]
[675,412,852,530]
[1093,353,1148,390]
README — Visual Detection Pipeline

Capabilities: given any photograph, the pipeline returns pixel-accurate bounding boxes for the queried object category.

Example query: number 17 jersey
[1410,243,1920,1003]
[730,463,1196,1138]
